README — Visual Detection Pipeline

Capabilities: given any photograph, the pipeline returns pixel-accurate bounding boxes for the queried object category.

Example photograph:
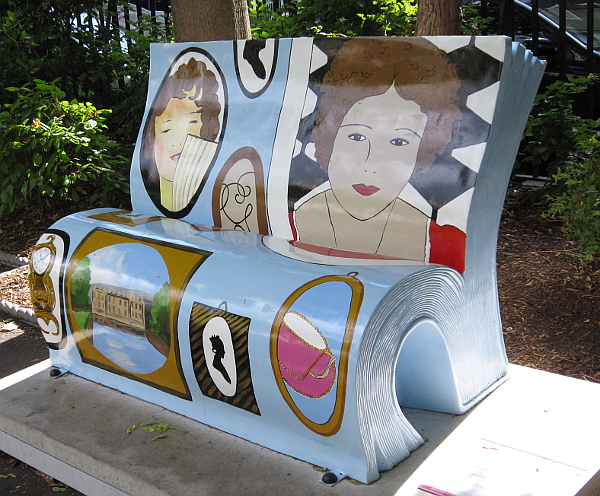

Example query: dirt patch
[497,186,600,382]
[0,449,82,496]
[0,265,32,310]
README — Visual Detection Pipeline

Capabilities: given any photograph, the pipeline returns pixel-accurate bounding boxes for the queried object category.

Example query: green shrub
[0,4,112,109]
[0,79,129,217]
[518,76,597,179]
[249,0,491,39]
[516,75,600,266]
[547,133,600,266]
[249,0,418,38]
[461,1,494,35]
[0,2,171,144]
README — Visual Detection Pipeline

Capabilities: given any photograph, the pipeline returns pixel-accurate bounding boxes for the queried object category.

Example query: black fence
[87,1,599,117]
[78,1,171,33]
[494,0,597,76]
[481,0,599,120]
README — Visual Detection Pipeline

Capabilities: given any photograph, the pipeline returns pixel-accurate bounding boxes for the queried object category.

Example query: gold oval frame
[270,273,364,437]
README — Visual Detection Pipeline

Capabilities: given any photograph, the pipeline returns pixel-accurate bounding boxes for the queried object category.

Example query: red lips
[170,153,181,162]
[352,184,380,196]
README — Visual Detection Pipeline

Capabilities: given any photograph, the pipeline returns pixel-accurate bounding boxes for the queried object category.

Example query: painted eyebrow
[340,123,372,129]
[395,127,422,139]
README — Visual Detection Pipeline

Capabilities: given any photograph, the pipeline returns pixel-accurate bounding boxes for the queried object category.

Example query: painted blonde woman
[293,37,467,272]
[141,53,222,214]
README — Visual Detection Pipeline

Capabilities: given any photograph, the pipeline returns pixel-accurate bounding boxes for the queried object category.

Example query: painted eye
[348,133,366,142]
[160,129,171,134]
[189,120,199,124]
[390,138,409,146]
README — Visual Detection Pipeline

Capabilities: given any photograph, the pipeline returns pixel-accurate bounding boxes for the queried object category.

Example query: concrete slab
[0,364,599,496]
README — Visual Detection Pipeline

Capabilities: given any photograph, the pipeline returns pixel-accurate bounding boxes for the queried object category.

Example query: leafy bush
[93,9,173,142]
[547,132,600,265]
[0,3,109,108]
[0,1,170,143]
[516,75,600,266]
[249,0,491,38]
[518,76,597,179]
[461,1,494,35]
[0,80,129,217]
[249,0,418,38]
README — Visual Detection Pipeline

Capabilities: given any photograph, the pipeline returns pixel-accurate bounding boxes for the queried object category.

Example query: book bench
[28,36,544,484]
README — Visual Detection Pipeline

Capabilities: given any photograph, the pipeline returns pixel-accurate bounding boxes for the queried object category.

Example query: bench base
[0,364,598,496]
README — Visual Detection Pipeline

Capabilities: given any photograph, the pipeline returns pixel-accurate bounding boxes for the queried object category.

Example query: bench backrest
[131,37,543,275]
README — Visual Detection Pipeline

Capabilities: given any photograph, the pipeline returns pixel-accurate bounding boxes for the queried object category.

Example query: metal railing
[486,0,598,118]
[494,0,598,77]
[77,1,172,33]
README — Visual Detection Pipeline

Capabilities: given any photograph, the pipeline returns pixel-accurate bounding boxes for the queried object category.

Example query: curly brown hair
[143,56,221,160]
[311,37,462,174]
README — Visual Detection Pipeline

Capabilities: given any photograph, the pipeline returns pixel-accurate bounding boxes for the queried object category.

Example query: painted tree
[150,282,171,345]
[171,0,251,42]
[415,0,462,36]
[70,257,92,311]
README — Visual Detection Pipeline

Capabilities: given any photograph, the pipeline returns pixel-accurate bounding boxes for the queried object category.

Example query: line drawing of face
[153,87,203,182]
[328,86,427,221]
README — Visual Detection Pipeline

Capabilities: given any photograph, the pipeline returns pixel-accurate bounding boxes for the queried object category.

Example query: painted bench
[28,36,545,484]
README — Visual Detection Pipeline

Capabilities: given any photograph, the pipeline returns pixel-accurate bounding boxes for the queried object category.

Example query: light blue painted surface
[29,37,546,484]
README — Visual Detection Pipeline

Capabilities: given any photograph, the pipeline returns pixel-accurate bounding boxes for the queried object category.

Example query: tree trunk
[415,0,461,36]
[171,0,251,42]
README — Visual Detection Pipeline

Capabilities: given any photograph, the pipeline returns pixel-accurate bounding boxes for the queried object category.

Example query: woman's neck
[325,190,394,254]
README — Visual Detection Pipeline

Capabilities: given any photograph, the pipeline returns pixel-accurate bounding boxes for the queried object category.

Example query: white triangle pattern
[436,188,474,233]
[310,44,329,73]
[467,82,500,124]
[293,139,303,158]
[301,87,318,119]
[305,141,317,162]
[475,36,507,62]
[423,36,471,53]
[398,182,433,217]
[451,142,487,173]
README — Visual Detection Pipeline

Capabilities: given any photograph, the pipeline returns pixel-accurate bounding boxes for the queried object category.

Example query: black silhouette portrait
[210,335,231,384]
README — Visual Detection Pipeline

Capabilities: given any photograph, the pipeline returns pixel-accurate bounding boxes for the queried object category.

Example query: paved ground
[0,315,83,495]
[0,318,48,378]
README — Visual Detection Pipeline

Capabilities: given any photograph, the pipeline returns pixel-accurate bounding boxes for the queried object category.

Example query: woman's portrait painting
[290,38,470,273]
[140,49,226,217]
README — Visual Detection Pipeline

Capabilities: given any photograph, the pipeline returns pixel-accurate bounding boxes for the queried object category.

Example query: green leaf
[33,152,42,166]
[126,425,136,434]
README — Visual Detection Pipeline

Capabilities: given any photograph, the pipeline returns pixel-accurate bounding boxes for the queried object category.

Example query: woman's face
[327,86,427,220]
[153,92,202,181]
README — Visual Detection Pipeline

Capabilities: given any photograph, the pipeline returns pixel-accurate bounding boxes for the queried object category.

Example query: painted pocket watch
[28,234,60,342]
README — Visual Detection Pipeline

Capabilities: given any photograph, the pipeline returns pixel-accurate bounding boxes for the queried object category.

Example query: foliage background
[0,0,597,265]
[0,0,170,217]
